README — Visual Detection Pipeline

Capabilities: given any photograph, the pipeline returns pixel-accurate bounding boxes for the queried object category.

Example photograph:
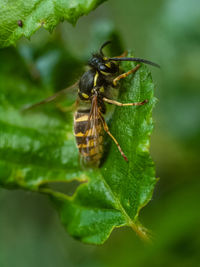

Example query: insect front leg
[99,114,128,162]
[114,51,128,58]
[113,64,141,86]
[103,97,148,106]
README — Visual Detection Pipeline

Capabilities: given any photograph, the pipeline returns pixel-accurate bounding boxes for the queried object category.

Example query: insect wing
[79,95,103,161]
[22,81,78,111]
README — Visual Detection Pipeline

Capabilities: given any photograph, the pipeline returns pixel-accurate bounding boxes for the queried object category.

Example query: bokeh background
[0,0,200,266]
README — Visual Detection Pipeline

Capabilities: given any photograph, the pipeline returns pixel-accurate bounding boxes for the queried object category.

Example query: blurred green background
[0,0,200,266]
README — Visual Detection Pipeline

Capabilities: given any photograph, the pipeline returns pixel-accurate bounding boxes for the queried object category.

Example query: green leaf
[0,46,157,244]
[0,0,106,48]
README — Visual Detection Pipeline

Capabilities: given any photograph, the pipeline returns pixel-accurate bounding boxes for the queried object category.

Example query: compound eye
[93,58,98,64]
[88,57,99,67]
[99,64,107,71]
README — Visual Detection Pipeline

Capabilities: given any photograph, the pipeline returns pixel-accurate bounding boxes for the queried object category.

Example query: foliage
[0,0,106,48]
[0,43,156,244]
[0,0,157,244]
[1,0,200,265]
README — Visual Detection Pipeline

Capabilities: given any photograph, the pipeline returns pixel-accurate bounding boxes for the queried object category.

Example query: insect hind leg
[99,114,128,162]
[103,97,148,107]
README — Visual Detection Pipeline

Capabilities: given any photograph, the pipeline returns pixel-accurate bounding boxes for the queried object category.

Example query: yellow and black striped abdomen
[74,111,104,166]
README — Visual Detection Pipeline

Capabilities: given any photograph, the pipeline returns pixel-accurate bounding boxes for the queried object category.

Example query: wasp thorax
[78,69,95,100]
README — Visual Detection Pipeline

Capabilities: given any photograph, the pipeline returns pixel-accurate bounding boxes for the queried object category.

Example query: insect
[17,20,23,27]
[23,41,159,167]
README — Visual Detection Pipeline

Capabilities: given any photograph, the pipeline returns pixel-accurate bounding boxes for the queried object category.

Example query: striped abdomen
[74,110,104,166]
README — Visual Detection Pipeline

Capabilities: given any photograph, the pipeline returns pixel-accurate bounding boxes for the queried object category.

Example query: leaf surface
[0,47,157,244]
[0,0,106,48]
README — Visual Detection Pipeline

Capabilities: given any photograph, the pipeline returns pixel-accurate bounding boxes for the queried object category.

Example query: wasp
[24,41,159,167]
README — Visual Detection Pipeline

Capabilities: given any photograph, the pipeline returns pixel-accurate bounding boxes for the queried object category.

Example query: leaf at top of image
[0,44,157,244]
[0,0,106,48]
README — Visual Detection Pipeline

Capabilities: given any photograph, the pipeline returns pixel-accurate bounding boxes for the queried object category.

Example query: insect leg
[114,51,128,58]
[103,97,148,106]
[99,114,128,162]
[113,64,140,86]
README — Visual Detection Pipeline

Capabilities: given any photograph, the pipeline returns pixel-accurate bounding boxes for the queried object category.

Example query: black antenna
[109,57,160,68]
[100,40,112,56]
